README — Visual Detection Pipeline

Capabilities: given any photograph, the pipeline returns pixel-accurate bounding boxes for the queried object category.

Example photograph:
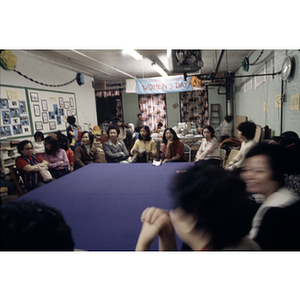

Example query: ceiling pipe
[214,50,225,75]
[70,50,137,79]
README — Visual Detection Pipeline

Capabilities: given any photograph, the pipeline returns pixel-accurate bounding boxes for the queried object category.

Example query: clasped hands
[135,207,177,251]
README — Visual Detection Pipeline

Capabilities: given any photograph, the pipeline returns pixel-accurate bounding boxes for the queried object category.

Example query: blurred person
[135,113,143,133]
[194,125,221,166]
[74,131,101,168]
[240,142,300,250]
[32,131,45,159]
[130,126,156,163]
[104,125,129,163]
[16,140,49,191]
[226,121,257,172]
[1,200,74,251]
[66,116,81,151]
[215,115,233,142]
[44,135,69,179]
[136,163,260,251]
[162,128,186,163]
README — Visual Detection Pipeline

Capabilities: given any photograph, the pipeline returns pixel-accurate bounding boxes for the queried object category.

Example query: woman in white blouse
[195,126,221,166]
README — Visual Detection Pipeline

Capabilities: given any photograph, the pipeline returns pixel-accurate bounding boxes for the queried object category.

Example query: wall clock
[281,56,293,81]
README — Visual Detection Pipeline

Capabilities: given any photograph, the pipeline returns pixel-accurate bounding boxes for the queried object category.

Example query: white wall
[233,50,300,136]
[0,50,97,138]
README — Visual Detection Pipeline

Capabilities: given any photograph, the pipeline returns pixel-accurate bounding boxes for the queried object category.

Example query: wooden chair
[9,166,27,195]
[224,149,239,168]
[220,148,227,167]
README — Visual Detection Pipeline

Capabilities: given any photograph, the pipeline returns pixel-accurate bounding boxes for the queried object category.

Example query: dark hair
[17,140,33,154]
[170,163,252,249]
[224,115,233,123]
[245,142,285,186]
[203,125,215,138]
[81,131,94,144]
[137,113,142,117]
[34,131,44,141]
[44,135,60,155]
[162,128,179,144]
[67,116,76,125]
[107,125,120,137]
[157,122,163,127]
[138,126,151,141]
[1,200,74,250]
[237,121,256,140]
[278,135,300,175]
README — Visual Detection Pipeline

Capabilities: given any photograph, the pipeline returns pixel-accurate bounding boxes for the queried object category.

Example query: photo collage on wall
[28,90,77,134]
[0,96,30,138]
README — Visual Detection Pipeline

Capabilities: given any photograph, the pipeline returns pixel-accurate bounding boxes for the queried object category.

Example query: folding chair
[9,166,27,195]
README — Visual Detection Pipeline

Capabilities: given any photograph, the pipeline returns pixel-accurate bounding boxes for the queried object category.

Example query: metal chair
[184,144,191,162]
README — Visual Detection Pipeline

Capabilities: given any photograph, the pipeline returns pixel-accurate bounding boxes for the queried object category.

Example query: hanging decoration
[13,70,84,87]
[242,50,265,71]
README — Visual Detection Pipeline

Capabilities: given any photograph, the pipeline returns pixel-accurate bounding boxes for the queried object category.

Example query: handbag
[37,165,53,182]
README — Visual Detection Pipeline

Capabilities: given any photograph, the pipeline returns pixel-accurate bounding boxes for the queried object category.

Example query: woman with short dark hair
[103,125,129,163]
[136,163,260,251]
[162,128,186,163]
[226,121,257,171]
[74,131,101,168]
[240,142,300,250]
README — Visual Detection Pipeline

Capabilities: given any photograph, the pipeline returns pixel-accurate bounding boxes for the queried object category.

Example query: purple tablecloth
[17,162,194,251]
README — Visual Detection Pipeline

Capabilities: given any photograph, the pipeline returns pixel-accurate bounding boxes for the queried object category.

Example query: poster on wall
[27,88,77,135]
[0,86,32,139]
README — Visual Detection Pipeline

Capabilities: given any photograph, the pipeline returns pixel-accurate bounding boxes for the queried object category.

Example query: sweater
[130,139,157,160]
[103,140,129,163]
[74,144,101,168]
[44,149,69,170]
[195,137,220,161]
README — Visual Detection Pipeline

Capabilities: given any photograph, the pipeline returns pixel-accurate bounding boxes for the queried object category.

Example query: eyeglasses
[23,147,33,150]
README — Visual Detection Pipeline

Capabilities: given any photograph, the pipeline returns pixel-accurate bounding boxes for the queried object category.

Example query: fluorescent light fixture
[123,49,143,60]
[151,63,168,77]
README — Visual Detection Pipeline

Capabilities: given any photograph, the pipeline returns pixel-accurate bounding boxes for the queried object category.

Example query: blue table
[17,162,194,250]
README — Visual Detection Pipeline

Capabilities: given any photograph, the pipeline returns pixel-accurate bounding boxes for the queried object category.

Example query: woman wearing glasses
[16,140,49,191]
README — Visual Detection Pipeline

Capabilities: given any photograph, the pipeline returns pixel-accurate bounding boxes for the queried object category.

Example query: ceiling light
[123,49,143,60]
[151,63,168,77]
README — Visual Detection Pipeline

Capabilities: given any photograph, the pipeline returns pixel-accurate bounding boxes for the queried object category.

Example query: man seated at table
[104,125,129,163]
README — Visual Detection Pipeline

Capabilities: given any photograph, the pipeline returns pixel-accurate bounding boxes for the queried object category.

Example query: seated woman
[103,125,129,163]
[226,121,257,172]
[16,140,50,191]
[32,131,45,159]
[74,131,101,168]
[240,142,300,250]
[135,162,260,251]
[161,128,186,163]
[130,126,157,163]
[194,125,221,166]
[44,135,69,179]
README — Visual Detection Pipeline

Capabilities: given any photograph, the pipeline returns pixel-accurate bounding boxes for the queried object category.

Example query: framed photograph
[34,105,40,117]
[67,110,71,116]
[35,121,43,131]
[41,99,48,111]
[49,121,56,130]
[48,111,55,120]
[30,92,39,102]
[69,97,74,107]
[64,101,70,109]
[42,112,48,123]
[71,109,76,116]
[59,97,64,108]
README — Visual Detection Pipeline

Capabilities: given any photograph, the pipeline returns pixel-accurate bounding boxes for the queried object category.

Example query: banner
[136,75,193,94]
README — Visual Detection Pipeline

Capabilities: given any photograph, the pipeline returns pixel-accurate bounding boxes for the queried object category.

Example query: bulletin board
[0,85,78,139]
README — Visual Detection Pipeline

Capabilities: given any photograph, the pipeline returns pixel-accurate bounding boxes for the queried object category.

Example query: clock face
[281,56,292,80]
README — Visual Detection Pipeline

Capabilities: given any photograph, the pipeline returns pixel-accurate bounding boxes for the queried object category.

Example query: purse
[37,165,53,182]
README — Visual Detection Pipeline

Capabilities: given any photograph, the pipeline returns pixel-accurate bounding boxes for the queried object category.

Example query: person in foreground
[136,162,260,251]
[1,200,74,251]
[16,140,50,191]
[74,131,101,168]
[240,142,300,250]
[130,126,157,163]
[161,128,186,163]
